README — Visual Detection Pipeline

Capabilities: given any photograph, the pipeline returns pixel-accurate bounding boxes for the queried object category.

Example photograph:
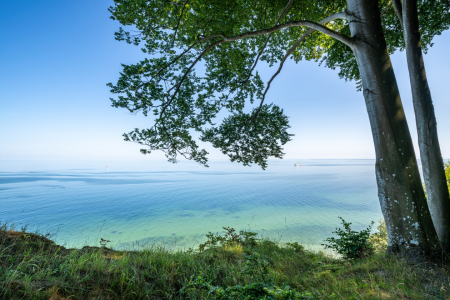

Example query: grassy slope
[1,224,449,300]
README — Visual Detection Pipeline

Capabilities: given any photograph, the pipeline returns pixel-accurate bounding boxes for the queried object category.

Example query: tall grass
[0,221,449,299]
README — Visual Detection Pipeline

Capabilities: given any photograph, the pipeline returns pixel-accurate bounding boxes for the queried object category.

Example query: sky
[1,0,449,164]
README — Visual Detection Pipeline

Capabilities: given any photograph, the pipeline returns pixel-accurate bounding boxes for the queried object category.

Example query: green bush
[322,217,374,259]
[369,219,388,253]
[198,226,258,252]
[189,229,312,298]
[285,242,305,253]
[181,250,312,299]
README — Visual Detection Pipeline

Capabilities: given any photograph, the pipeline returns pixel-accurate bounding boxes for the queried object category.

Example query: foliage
[108,0,450,166]
[241,251,271,283]
[1,221,450,299]
[285,241,305,253]
[182,275,310,300]
[201,104,292,169]
[198,226,258,252]
[182,250,311,299]
[323,217,374,259]
[369,219,388,253]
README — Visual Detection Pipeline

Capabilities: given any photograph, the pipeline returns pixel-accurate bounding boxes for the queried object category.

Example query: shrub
[322,217,374,259]
[369,219,388,253]
[198,227,258,252]
[181,250,312,299]
[285,242,305,253]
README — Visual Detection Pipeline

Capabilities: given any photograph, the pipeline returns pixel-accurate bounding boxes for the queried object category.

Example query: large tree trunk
[346,0,441,258]
[401,0,450,253]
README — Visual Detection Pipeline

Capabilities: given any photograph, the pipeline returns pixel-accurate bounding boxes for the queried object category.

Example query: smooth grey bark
[346,0,441,257]
[392,0,404,26]
[401,0,450,252]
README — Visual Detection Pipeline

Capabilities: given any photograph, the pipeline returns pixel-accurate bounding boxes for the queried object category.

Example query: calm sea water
[0,159,383,251]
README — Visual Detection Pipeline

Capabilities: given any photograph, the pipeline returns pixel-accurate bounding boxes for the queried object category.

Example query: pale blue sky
[1,0,449,163]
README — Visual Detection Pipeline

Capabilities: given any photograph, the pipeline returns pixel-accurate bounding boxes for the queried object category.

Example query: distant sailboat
[294,163,301,166]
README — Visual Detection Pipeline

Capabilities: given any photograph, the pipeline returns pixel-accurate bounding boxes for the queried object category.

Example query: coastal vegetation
[1,220,449,299]
[108,0,450,258]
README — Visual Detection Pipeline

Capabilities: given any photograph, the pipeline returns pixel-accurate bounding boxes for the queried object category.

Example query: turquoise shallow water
[0,159,383,251]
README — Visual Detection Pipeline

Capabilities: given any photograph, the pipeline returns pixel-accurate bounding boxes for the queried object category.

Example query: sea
[0,159,384,251]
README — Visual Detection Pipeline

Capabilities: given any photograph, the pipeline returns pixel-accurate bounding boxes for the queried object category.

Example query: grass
[1,222,449,299]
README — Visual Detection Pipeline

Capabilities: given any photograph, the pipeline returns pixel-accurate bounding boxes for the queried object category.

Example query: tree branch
[157,34,224,78]
[161,15,353,117]
[155,12,353,102]
[242,0,294,85]
[134,33,223,101]
[156,13,354,147]
[252,11,349,119]
[168,0,190,49]
[218,19,354,47]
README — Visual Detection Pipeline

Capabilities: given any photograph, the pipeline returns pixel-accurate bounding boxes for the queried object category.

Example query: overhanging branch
[155,12,354,153]
[157,12,353,84]
[242,0,295,84]
[252,11,349,119]
[161,13,354,113]
[219,18,354,48]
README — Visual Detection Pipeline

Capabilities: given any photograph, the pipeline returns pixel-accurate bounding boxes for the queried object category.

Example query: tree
[389,0,450,252]
[108,0,444,258]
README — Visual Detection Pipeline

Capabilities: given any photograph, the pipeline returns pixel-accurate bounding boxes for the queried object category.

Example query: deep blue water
[0,159,383,250]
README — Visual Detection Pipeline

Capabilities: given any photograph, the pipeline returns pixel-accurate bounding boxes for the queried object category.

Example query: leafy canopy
[108,0,450,168]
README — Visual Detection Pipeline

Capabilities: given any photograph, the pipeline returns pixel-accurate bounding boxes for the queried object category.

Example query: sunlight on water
[0,159,382,251]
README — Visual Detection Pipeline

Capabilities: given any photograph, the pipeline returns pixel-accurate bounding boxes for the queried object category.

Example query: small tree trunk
[346,0,441,258]
[402,0,450,253]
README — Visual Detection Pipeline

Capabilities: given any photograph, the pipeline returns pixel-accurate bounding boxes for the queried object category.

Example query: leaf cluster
[198,226,258,252]
[369,219,388,253]
[181,251,312,299]
[322,217,375,259]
